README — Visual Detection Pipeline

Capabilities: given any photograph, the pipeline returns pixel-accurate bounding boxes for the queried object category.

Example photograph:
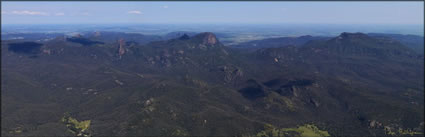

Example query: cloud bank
[127,10,142,14]
[10,10,49,16]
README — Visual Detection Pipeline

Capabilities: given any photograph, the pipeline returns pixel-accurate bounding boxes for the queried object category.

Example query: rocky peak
[118,38,126,58]
[299,35,313,39]
[195,32,218,45]
[73,34,83,38]
[337,32,370,40]
[327,32,376,45]
[316,32,417,57]
[332,32,406,46]
[179,34,190,40]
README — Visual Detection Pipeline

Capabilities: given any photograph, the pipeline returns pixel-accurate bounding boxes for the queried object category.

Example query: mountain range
[1,31,424,137]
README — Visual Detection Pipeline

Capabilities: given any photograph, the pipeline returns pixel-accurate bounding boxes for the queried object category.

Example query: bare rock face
[369,120,383,128]
[309,98,320,107]
[94,31,101,37]
[189,32,221,50]
[195,32,218,45]
[202,32,218,45]
[43,49,51,55]
[74,34,82,38]
[115,80,124,86]
[220,65,243,83]
[118,38,126,58]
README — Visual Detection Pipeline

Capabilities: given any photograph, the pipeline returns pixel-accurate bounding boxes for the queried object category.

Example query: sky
[1,2,424,25]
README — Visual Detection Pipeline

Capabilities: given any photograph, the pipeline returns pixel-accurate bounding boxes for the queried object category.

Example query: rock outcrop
[73,34,82,38]
[94,31,101,37]
[192,32,219,46]
[201,32,218,45]
[179,34,190,40]
[42,49,51,55]
[220,65,243,83]
[118,38,126,58]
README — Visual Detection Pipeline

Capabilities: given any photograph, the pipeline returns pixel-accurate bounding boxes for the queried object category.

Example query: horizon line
[2,23,424,26]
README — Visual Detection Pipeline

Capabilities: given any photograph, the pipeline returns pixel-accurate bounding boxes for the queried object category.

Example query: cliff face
[188,32,219,47]
[202,32,218,45]
[118,38,126,58]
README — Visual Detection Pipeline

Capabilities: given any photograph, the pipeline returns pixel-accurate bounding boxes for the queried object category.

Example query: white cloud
[162,5,169,9]
[1,11,7,14]
[11,10,49,16]
[128,10,142,14]
[55,12,65,16]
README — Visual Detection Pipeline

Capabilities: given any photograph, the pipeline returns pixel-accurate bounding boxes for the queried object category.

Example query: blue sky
[1,2,423,25]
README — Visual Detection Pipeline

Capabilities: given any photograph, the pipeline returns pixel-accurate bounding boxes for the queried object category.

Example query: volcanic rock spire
[118,38,126,59]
